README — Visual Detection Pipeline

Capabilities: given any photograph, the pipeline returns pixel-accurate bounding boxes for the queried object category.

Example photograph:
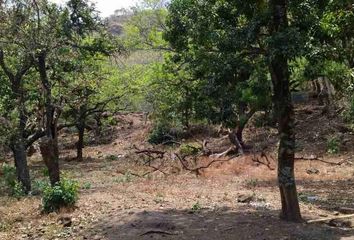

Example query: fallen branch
[307,214,354,224]
[175,153,238,175]
[295,156,351,166]
[140,230,178,236]
[135,149,165,157]
[210,147,235,159]
[252,152,275,170]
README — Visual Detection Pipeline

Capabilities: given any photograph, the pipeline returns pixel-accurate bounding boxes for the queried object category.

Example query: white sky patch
[50,0,139,17]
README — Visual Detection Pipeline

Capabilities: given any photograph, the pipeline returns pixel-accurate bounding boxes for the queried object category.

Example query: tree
[163,0,272,148]
[0,0,38,192]
[0,0,120,189]
[164,0,335,221]
[268,0,301,221]
[62,55,124,161]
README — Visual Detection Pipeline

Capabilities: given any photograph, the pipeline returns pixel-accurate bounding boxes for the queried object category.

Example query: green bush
[42,178,79,213]
[148,122,174,144]
[42,168,49,177]
[1,164,17,188]
[327,136,340,154]
[32,179,50,196]
[82,182,92,189]
[191,201,202,212]
[105,154,119,161]
[179,143,202,156]
[0,163,25,197]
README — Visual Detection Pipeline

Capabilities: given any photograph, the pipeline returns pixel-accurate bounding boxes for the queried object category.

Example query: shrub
[105,154,119,161]
[191,202,202,212]
[0,163,25,197]
[1,164,17,188]
[179,143,202,156]
[82,182,92,189]
[148,122,174,144]
[31,179,50,196]
[327,136,340,154]
[42,178,79,213]
[42,168,49,177]
[244,178,259,189]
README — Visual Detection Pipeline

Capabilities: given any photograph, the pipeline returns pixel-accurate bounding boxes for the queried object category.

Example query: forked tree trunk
[269,0,302,222]
[228,107,255,153]
[38,52,60,186]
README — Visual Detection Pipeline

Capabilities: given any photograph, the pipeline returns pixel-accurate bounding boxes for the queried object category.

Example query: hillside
[1,101,354,240]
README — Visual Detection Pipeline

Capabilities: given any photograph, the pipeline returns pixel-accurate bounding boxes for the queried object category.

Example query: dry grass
[1,104,354,239]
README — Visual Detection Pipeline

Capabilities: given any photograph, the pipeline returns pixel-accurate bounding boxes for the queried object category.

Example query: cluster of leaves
[42,178,79,213]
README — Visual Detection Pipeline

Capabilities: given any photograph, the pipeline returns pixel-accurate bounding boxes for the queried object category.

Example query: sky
[51,0,139,17]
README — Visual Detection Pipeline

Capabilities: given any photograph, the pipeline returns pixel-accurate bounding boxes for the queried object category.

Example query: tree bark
[0,51,32,193]
[228,107,255,153]
[269,0,302,222]
[39,137,60,185]
[11,140,31,193]
[38,52,60,185]
[13,82,32,193]
[76,124,85,161]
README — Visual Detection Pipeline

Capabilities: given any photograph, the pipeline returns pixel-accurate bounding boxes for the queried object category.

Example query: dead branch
[252,152,275,170]
[159,140,182,145]
[133,145,168,176]
[295,156,351,166]
[175,153,238,175]
[210,147,235,159]
[140,230,178,236]
[135,149,165,157]
[307,214,354,224]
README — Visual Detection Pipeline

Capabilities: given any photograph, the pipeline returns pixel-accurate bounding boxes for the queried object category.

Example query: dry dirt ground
[1,103,354,240]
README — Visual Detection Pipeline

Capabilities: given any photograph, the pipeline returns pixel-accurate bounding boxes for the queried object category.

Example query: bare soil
[1,103,354,240]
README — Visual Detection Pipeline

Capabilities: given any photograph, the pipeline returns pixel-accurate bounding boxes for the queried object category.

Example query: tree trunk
[228,107,255,153]
[38,52,60,186]
[0,51,32,193]
[11,140,31,193]
[76,124,85,161]
[12,78,31,193]
[228,123,246,154]
[39,137,60,185]
[269,0,302,222]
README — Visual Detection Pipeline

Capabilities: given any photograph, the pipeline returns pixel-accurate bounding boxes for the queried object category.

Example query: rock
[306,167,319,175]
[237,194,254,203]
[93,235,102,240]
[307,196,318,202]
[328,219,353,228]
[58,215,72,227]
[337,207,354,214]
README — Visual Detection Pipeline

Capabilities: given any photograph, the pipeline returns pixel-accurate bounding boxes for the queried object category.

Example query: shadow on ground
[88,207,354,240]
[250,179,354,212]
